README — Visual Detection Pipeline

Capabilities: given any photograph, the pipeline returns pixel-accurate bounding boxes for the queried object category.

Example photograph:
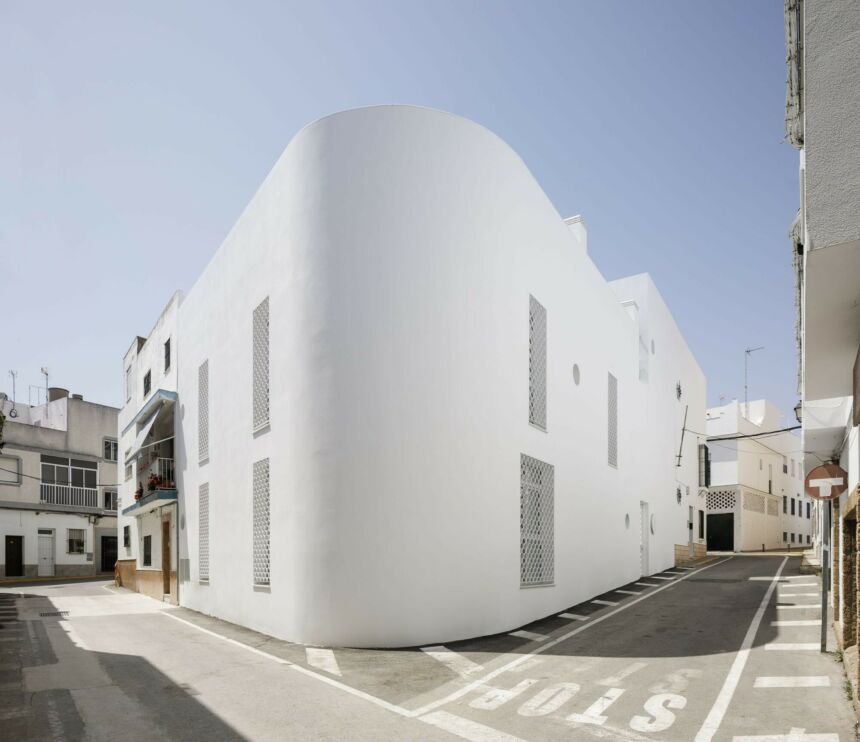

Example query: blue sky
[1,1,798,417]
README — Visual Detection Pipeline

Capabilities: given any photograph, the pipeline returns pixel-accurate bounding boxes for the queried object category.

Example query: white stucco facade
[119,105,707,647]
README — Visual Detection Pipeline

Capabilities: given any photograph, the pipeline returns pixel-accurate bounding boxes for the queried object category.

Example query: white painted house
[117,105,707,647]
[0,388,119,578]
[706,399,812,552]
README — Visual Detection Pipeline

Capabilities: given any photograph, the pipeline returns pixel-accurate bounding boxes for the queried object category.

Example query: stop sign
[804,463,849,501]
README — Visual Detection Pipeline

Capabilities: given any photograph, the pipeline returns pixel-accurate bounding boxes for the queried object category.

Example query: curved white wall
[175,106,705,647]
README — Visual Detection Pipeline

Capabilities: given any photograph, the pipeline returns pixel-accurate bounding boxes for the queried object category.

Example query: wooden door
[5,536,23,577]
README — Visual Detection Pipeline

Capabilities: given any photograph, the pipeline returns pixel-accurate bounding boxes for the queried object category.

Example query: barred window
[199,360,209,463]
[520,454,554,586]
[253,459,270,586]
[528,296,547,430]
[68,529,85,554]
[199,483,210,582]
[608,373,618,468]
[253,297,270,431]
[143,535,152,566]
[123,525,130,548]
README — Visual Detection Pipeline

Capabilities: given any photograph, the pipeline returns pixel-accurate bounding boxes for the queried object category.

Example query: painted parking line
[559,613,588,621]
[635,582,661,588]
[694,556,788,742]
[780,582,818,587]
[614,590,642,596]
[771,620,821,627]
[595,661,647,686]
[664,571,686,575]
[749,577,790,582]
[649,576,674,581]
[765,643,820,651]
[421,646,484,678]
[420,710,526,741]
[305,647,342,676]
[592,599,619,607]
[733,729,838,741]
[509,630,548,642]
[753,676,830,688]
[776,605,822,610]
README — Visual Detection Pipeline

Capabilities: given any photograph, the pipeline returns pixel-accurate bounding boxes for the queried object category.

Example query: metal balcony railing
[155,458,174,487]
[41,483,99,509]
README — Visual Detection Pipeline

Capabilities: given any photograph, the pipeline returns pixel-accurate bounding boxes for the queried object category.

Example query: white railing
[41,483,99,509]
[156,458,174,488]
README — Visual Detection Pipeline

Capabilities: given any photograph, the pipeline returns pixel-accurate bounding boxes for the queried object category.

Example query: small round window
[572,364,581,385]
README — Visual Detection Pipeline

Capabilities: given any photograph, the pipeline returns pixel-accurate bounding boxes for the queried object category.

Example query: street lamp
[794,400,803,423]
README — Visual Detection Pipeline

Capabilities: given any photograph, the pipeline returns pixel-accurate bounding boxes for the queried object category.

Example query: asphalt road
[0,555,856,741]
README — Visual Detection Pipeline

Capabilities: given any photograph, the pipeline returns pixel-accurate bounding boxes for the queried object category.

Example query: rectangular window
[164,338,171,372]
[782,456,788,474]
[607,373,618,468]
[807,502,811,519]
[768,464,772,494]
[199,483,210,582]
[698,444,711,487]
[199,360,209,463]
[783,531,787,542]
[123,525,130,548]
[0,455,21,485]
[783,495,787,514]
[253,297,270,431]
[103,439,118,461]
[520,453,554,586]
[807,534,810,544]
[103,491,117,510]
[125,366,132,403]
[791,498,796,516]
[253,459,270,586]
[698,509,705,539]
[143,535,152,566]
[791,459,795,477]
[125,464,132,482]
[143,370,151,398]
[528,296,547,430]
[68,528,85,554]
[791,533,795,543]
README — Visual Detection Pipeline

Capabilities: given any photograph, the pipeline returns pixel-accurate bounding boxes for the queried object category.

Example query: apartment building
[706,399,812,551]
[118,105,708,647]
[786,0,860,656]
[0,388,119,578]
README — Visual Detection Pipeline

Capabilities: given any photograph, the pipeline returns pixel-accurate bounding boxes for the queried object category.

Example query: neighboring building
[787,0,860,655]
[117,105,707,647]
[706,399,812,552]
[0,388,119,579]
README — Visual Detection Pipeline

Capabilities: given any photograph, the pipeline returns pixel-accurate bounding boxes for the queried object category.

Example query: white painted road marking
[559,612,588,621]
[649,576,674,581]
[635,582,661,588]
[664,571,685,575]
[420,710,526,741]
[776,604,822,610]
[754,676,830,688]
[779,592,819,597]
[780,582,818,587]
[592,599,619,607]
[596,661,647,686]
[615,590,642,596]
[305,647,342,676]
[749,577,789,582]
[694,556,788,742]
[765,643,820,651]
[421,646,483,677]
[509,630,547,642]
[733,730,839,741]
[567,687,625,725]
[771,620,821,627]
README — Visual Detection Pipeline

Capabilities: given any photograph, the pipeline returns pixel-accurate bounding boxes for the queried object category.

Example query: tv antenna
[744,346,764,419]
[7,370,18,418]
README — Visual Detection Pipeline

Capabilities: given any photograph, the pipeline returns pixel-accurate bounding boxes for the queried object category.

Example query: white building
[0,388,119,578]
[706,399,812,552]
[118,105,707,647]
[786,0,860,650]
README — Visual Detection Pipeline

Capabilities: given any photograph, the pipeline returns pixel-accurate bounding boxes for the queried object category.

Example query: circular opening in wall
[572,364,581,385]
[651,339,655,354]
[650,514,656,535]
[625,513,630,529]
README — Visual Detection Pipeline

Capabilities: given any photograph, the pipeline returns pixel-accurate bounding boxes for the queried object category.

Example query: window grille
[767,498,778,516]
[707,489,736,511]
[198,360,209,463]
[608,373,618,468]
[199,483,210,582]
[520,454,554,586]
[528,296,547,430]
[253,459,270,586]
[253,297,270,431]
[743,491,765,513]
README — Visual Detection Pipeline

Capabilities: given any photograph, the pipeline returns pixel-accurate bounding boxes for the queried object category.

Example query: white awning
[125,409,160,464]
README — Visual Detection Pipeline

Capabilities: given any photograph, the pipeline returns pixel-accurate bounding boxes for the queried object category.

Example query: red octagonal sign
[804,463,849,501]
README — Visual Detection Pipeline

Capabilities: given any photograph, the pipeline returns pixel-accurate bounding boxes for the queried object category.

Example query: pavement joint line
[753,676,830,688]
[693,556,788,742]
[592,599,619,607]
[406,556,732,719]
[764,643,820,651]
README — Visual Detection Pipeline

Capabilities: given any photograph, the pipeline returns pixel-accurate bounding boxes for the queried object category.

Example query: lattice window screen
[253,458,270,586]
[198,360,209,463]
[520,454,554,586]
[707,489,737,511]
[743,491,765,513]
[767,498,778,516]
[199,483,210,581]
[253,297,270,431]
[528,296,547,430]
[608,373,618,468]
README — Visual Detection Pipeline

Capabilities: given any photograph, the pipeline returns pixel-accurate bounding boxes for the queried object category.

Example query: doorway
[4,536,23,577]
[161,520,171,595]
[640,501,650,577]
[38,530,55,577]
[707,513,735,551]
[101,535,117,573]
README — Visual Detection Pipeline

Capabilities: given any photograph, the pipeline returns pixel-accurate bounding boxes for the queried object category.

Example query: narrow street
[1,556,855,741]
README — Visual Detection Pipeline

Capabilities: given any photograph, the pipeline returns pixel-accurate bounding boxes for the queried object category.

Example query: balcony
[143,458,175,491]
[40,483,99,509]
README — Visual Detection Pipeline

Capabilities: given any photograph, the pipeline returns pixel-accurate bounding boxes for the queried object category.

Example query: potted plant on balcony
[147,473,160,492]
[135,483,143,501]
